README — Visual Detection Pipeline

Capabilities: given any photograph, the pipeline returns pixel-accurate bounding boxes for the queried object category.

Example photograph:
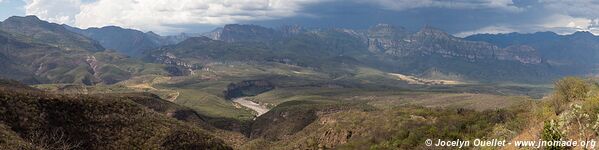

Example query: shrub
[552,77,590,114]
[541,120,566,150]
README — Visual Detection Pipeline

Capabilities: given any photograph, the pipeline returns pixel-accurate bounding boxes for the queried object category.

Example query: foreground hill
[237,99,531,149]
[0,79,231,149]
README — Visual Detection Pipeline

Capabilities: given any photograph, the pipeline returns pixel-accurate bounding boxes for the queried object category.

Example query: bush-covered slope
[0,26,171,85]
[0,80,231,149]
[0,16,104,52]
[241,99,530,150]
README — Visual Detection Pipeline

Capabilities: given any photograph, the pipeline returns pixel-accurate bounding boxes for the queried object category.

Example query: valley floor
[25,63,561,150]
[232,97,270,116]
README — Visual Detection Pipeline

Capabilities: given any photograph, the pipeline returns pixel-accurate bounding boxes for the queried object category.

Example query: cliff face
[466,31,599,69]
[367,24,409,53]
[279,25,304,37]
[145,23,559,82]
[365,25,542,64]
[497,45,542,64]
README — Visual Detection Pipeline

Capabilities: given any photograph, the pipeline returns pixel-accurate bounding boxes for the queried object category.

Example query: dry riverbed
[233,97,270,116]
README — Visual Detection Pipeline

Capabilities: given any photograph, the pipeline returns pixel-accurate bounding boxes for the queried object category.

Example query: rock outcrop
[366,25,542,64]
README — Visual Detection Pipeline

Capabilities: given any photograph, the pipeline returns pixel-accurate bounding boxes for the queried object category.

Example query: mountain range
[143,23,574,83]
[466,31,599,74]
[2,15,599,149]
[1,15,598,84]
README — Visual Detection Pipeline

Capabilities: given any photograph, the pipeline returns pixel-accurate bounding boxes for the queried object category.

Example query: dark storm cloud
[13,0,599,35]
[248,0,599,36]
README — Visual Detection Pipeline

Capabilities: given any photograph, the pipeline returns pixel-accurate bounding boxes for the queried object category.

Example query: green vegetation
[541,120,566,150]
[239,99,531,150]
[0,123,32,149]
[513,77,599,150]
[0,80,231,149]
[551,77,590,114]
[370,108,525,149]
[22,58,552,149]
[174,89,255,120]
[4,15,599,150]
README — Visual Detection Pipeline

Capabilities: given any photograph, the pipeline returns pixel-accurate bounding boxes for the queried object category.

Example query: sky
[0,0,598,36]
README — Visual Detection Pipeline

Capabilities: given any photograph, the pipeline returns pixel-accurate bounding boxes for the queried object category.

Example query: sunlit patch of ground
[388,73,464,85]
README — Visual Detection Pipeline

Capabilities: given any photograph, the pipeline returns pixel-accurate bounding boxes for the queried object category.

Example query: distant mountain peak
[4,15,42,22]
[219,24,278,42]
[418,25,446,34]
[369,23,406,31]
[3,15,51,28]
[372,23,400,29]
[1,15,105,52]
[278,24,304,36]
[368,23,408,39]
[223,24,268,30]
[533,31,559,36]
[100,26,125,30]
[413,25,455,40]
[570,31,595,38]
[145,31,160,37]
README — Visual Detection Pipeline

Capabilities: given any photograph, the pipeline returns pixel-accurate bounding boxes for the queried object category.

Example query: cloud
[23,0,527,34]
[539,14,599,34]
[73,0,323,33]
[541,14,591,29]
[358,0,522,12]
[454,13,599,37]
[17,0,599,35]
[540,0,599,19]
[454,25,517,37]
[23,0,81,24]
[533,0,599,34]
[454,14,599,37]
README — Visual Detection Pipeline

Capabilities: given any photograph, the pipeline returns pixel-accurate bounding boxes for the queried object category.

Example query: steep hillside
[0,17,173,85]
[0,30,103,84]
[240,99,531,149]
[466,31,599,74]
[65,26,164,57]
[0,16,104,52]
[363,25,554,82]
[0,80,231,149]
[145,29,371,77]
[370,26,541,64]
[0,31,164,85]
